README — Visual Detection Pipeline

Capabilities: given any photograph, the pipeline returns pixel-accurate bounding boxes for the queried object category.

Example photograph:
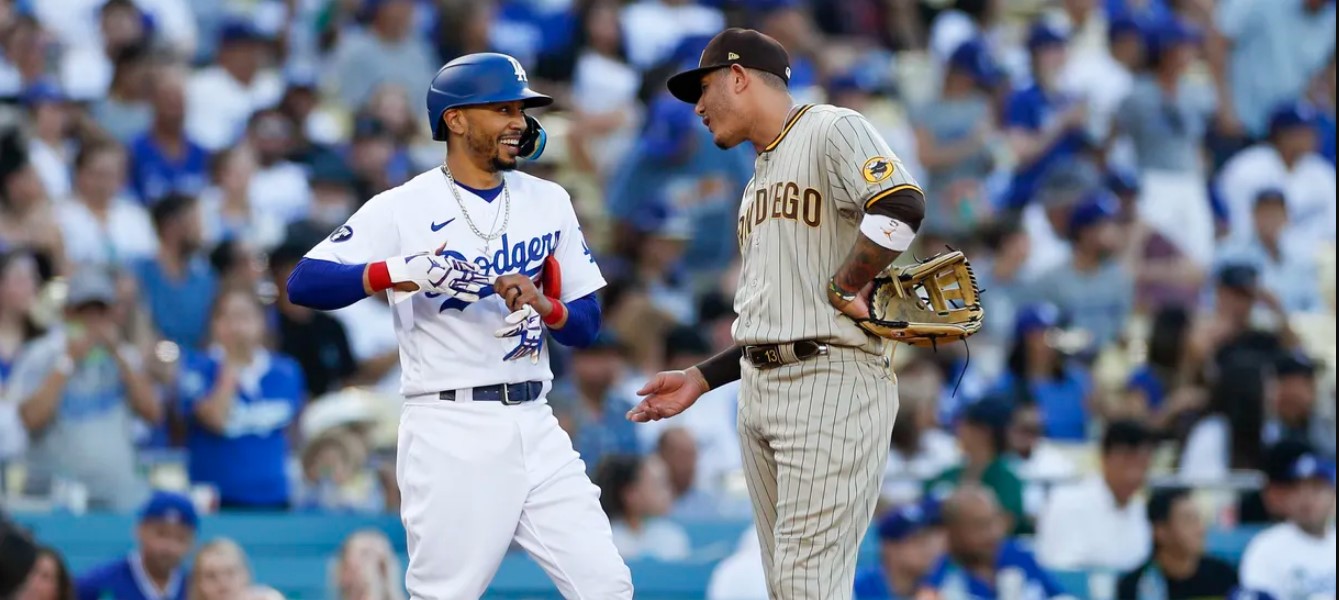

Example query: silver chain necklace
[440,164,511,253]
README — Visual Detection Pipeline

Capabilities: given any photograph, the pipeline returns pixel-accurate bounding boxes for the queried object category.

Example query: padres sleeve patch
[862,157,894,183]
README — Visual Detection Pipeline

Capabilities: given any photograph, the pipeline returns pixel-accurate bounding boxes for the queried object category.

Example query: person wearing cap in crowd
[1059,14,1146,143]
[1264,352,1335,461]
[917,483,1073,600]
[1217,101,1337,253]
[853,500,946,600]
[127,65,210,206]
[325,0,436,109]
[1238,452,1337,600]
[1238,439,1325,526]
[1188,262,1300,377]
[926,396,1029,535]
[1036,420,1155,572]
[185,18,284,152]
[1117,486,1240,600]
[999,22,1090,211]
[1216,188,1322,314]
[74,490,196,600]
[21,82,74,202]
[7,267,159,510]
[989,302,1093,442]
[1031,188,1133,353]
[913,38,1001,237]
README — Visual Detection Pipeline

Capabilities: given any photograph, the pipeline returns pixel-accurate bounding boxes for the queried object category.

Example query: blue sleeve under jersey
[549,293,601,348]
[286,257,369,311]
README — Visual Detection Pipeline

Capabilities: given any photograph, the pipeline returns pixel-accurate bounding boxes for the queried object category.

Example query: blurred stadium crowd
[0,0,1335,597]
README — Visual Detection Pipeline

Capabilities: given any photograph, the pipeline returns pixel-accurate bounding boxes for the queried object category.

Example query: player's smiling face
[449,100,527,172]
[695,68,747,149]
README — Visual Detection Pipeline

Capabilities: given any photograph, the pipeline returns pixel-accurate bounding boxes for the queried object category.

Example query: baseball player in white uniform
[287,53,632,599]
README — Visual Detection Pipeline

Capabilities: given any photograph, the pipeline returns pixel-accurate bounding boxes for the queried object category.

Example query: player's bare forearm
[831,235,901,296]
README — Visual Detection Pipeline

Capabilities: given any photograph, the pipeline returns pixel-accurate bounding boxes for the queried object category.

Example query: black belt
[439,381,543,405]
[743,340,829,370]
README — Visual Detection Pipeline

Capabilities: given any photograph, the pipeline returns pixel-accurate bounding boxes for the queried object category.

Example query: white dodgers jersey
[306,168,605,396]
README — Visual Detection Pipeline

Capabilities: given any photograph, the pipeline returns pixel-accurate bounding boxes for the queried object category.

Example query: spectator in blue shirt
[178,286,306,509]
[853,500,946,600]
[127,68,210,206]
[918,484,1072,600]
[566,333,642,473]
[992,303,1093,441]
[131,194,217,352]
[75,491,196,600]
[1000,23,1090,210]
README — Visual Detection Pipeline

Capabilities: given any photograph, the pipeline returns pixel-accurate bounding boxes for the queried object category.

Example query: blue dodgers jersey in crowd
[999,84,1088,210]
[921,541,1068,600]
[177,349,305,506]
[853,564,910,600]
[75,554,187,600]
[126,133,210,205]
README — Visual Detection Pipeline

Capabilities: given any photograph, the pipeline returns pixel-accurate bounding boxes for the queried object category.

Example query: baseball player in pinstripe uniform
[628,28,926,600]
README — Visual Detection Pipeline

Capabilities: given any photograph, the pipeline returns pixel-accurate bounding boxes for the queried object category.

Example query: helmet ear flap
[518,114,546,161]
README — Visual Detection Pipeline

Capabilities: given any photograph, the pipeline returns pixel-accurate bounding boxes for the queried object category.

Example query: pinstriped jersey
[732,104,922,347]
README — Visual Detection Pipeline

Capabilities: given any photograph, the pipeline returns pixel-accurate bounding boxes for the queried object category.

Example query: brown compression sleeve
[695,346,744,390]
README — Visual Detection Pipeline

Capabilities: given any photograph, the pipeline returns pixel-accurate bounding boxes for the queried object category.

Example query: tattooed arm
[827,235,903,320]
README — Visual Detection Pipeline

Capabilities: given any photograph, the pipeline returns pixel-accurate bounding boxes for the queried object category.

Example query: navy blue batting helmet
[426,53,553,141]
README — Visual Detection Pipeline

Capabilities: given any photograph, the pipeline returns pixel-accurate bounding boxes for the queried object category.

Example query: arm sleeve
[286,258,372,311]
[697,346,744,389]
[553,193,606,302]
[824,113,924,216]
[548,293,601,348]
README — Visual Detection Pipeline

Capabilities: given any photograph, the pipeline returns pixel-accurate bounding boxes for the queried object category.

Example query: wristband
[828,278,857,304]
[542,297,567,326]
[367,261,392,292]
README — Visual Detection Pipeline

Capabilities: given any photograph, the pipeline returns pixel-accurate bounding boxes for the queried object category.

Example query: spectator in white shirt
[1036,420,1154,572]
[1238,453,1337,600]
[882,358,961,507]
[55,141,158,270]
[1216,189,1323,314]
[185,20,284,151]
[241,108,312,226]
[57,0,147,102]
[22,84,74,203]
[569,0,643,180]
[595,453,692,561]
[1217,102,1337,253]
[0,400,27,461]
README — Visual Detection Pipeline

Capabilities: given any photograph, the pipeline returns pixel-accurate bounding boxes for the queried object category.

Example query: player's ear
[730,64,749,93]
[444,108,466,137]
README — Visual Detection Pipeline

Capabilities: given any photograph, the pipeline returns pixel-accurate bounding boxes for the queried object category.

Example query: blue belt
[439,381,543,405]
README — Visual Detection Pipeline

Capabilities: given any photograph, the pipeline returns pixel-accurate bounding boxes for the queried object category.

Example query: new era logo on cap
[666,28,792,104]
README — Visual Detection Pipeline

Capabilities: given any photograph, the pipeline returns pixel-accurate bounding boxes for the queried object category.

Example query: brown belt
[743,340,829,370]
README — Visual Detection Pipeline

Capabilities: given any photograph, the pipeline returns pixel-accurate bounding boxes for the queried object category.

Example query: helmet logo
[507,55,528,82]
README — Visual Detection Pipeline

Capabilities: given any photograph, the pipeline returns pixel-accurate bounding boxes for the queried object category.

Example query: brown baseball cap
[666,28,791,104]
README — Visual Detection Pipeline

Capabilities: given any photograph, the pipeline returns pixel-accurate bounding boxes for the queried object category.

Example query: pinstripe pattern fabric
[730,102,914,599]
[738,346,899,599]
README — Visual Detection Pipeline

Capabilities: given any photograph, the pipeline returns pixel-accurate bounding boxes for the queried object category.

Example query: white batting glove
[385,252,491,304]
[494,305,543,364]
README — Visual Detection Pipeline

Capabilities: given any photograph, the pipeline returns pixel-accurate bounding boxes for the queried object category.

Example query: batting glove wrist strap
[384,252,491,303]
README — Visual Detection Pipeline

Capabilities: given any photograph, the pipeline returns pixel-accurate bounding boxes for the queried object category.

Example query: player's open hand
[494,273,554,315]
[626,368,709,423]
